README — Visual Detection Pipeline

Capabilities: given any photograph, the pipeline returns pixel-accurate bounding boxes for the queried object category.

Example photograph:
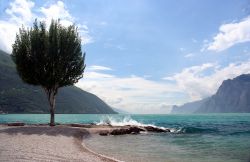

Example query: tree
[11,19,85,126]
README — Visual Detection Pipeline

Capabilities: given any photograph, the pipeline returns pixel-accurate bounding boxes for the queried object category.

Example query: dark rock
[70,123,92,128]
[99,130,109,136]
[70,123,91,128]
[144,126,170,132]
[100,126,146,136]
[165,128,170,132]
[7,122,25,126]
[99,125,170,136]
[110,128,131,135]
[111,126,147,135]
[129,126,145,134]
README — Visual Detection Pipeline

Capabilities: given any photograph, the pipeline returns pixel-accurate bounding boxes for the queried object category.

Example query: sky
[0,0,250,113]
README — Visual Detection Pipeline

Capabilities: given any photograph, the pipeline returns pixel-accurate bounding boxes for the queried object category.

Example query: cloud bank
[0,0,92,53]
[76,59,250,113]
[164,61,250,100]
[76,66,180,114]
[207,16,250,52]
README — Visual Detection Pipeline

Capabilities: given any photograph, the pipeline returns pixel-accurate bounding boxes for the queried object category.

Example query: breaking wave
[96,116,168,130]
[96,116,219,134]
[97,116,153,127]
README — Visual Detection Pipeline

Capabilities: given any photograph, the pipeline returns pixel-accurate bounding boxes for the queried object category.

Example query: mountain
[196,74,250,113]
[0,50,117,114]
[171,98,209,114]
[171,74,250,113]
[112,108,130,114]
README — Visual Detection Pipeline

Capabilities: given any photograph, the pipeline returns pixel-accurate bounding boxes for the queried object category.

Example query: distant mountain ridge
[112,108,130,114]
[171,74,250,113]
[171,98,209,114]
[0,49,117,114]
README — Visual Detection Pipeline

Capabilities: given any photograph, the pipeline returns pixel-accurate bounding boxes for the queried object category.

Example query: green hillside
[0,50,116,114]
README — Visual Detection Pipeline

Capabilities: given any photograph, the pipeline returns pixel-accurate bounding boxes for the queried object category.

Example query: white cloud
[40,1,72,24]
[77,61,250,113]
[76,67,182,114]
[0,21,20,53]
[77,24,93,44]
[163,61,250,100]
[39,1,93,45]
[206,16,250,52]
[88,65,112,71]
[184,53,195,58]
[0,0,92,53]
[5,0,34,24]
[0,0,35,53]
[85,72,114,79]
[40,1,74,29]
[76,61,250,113]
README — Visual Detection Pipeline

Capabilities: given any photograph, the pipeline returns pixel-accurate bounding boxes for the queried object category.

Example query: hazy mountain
[0,50,117,114]
[171,98,209,114]
[112,108,130,114]
[171,74,250,113]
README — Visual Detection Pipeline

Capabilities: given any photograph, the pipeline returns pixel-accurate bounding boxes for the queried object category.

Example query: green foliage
[11,19,85,89]
[11,19,86,125]
[0,50,117,114]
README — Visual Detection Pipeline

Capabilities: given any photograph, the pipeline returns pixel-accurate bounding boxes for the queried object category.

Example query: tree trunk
[44,87,57,126]
[49,93,56,126]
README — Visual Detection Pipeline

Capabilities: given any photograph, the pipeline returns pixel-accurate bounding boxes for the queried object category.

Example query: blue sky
[0,0,250,113]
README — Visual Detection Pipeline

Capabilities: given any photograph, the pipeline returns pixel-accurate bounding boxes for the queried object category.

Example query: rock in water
[99,126,169,136]
[129,126,145,134]
[7,122,25,126]
[110,128,131,135]
[99,130,109,136]
[144,126,170,132]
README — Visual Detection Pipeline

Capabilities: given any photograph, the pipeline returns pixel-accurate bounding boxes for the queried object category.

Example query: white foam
[96,116,145,126]
[96,116,169,131]
[169,128,182,133]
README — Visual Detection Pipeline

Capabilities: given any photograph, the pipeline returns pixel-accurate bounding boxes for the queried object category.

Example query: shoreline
[1,116,250,162]
[0,124,122,162]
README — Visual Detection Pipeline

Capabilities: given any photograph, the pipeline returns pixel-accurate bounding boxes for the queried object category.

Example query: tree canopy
[12,19,85,89]
[11,19,86,126]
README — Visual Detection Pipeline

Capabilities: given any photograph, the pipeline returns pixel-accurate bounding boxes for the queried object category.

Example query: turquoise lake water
[1,114,250,162]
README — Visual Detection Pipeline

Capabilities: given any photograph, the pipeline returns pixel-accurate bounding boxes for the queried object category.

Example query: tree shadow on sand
[0,126,90,139]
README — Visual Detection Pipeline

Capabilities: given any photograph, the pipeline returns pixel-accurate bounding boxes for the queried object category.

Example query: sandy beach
[0,125,119,162]
[0,122,169,162]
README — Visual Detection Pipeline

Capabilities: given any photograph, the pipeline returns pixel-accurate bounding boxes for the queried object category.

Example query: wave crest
[96,116,168,130]
[96,116,152,127]
[96,116,219,134]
